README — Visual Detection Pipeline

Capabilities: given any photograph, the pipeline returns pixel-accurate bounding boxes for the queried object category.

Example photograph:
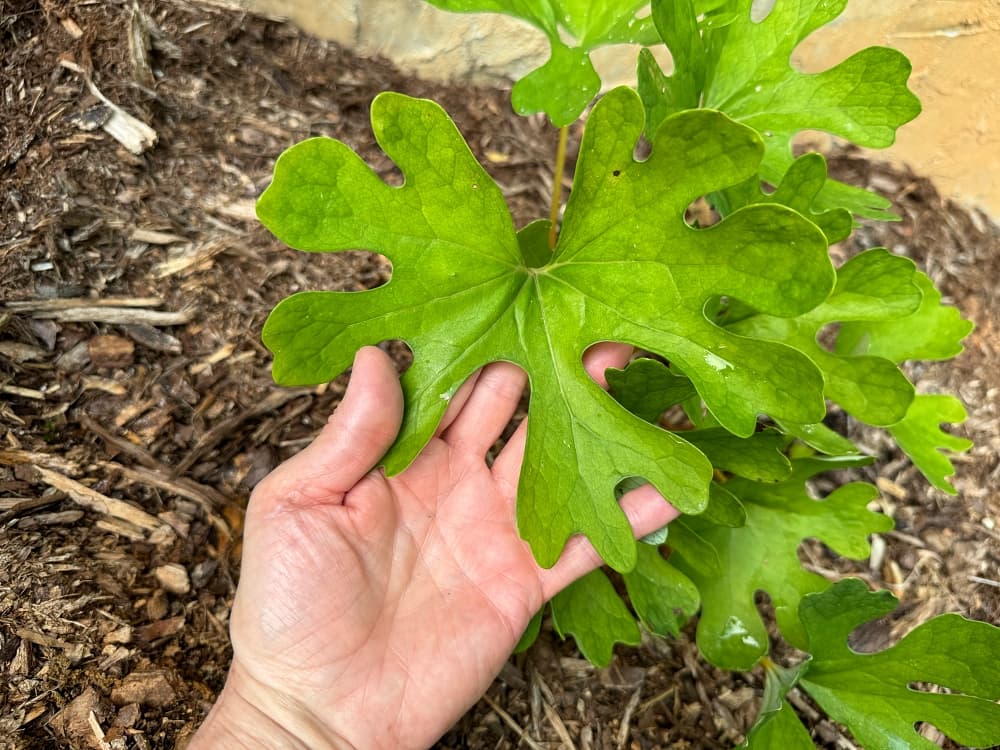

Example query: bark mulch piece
[1,2,997,749]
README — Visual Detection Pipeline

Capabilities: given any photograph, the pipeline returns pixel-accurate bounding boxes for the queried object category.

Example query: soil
[1,2,997,749]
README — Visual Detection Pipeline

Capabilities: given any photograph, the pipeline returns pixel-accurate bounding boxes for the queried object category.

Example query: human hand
[190,345,677,750]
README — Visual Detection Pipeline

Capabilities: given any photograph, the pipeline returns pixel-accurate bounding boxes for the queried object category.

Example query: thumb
[254,346,404,505]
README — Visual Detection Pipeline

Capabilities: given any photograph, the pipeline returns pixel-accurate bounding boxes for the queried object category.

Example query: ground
[1,2,998,749]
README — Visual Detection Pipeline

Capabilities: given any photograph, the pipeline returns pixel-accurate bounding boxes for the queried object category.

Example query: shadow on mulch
[1,2,997,749]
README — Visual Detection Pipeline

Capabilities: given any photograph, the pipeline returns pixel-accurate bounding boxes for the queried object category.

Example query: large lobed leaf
[798,579,1000,749]
[670,457,892,669]
[258,87,834,571]
[640,0,921,219]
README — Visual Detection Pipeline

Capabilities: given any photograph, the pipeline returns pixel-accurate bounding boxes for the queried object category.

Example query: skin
[190,344,677,750]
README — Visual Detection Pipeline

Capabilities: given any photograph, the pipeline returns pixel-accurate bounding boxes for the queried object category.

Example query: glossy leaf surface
[259,88,834,571]
[799,579,1000,749]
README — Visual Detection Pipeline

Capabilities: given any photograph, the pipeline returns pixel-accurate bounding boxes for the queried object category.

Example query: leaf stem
[547,125,569,249]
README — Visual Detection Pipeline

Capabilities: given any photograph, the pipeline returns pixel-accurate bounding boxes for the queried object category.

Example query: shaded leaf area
[550,568,640,667]
[889,394,973,494]
[258,87,835,571]
[670,457,892,670]
[733,247,973,487]
[717,152,854,243]
[741,660,813,749]
[797,579,1000,749]
[423,0,658,125]
[639,0,921,219]
[733,248,922,427]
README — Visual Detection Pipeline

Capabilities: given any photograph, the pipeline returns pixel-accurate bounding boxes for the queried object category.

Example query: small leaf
[606,357,697,423]
[799,578,1000,749]
[514,608,544,653]
[744,699,814,749]
[888,394,973,493]
[671,457,891,669]
[775,417,861,456]
[637,0,704,128]
[836,270,974,362]
[644,0,921,218]
[551,569,641,667]
[623,543,700,637]
[743,660,814,749]
[683,428,791,482]
[512,41,600,126]
[732,248,921,426]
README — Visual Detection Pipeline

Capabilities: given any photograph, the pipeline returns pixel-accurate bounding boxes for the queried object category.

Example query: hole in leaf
[376,338,413,375]
[750,0,775,23]
[306,251,392,292]
[912,720,950,745]
[792,129,835,156]
[815,321,841,353]
[368,152,404,187]
[685,197,720,228]
[633,135,652,162]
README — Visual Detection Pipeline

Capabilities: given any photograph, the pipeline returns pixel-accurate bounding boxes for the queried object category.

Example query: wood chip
[0,341,49,362]
[136,615,184,643]
[0,383,45,399]
[31,307,193,326]
[88,335,135,369]
[112,671,176,708]
[4,297,164,311]
[154,563,191,595]
[16,509,85,529]
[33,466,165,534]
[130,228,186,244]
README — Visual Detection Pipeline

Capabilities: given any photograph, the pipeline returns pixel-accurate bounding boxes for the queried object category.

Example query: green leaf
[637,0,704,123]
[743,660,814,750]
[424,0,655,125]
[671,457,891,669]
[606,357,696,423]
[644,0,921,219]
[683,428,791,482]
[799,578,1000,749]
[513,40,601,127]
[514,608,544,653]
[702,482,747,528]
[836,270,974,362]
[774,417,861,456]
[718,153,854,243]
[623,543,700,638]
[551,569,641,667]
[259,88,834,571]
[732,248,921,426]
[889,394,972,494]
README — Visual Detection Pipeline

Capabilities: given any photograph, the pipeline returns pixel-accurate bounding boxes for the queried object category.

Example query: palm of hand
[227,347,675,749]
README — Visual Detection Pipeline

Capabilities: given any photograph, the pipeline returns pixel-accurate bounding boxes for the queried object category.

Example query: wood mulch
[1,1,997,748]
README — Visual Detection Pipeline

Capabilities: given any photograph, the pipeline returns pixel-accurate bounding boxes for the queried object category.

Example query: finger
[491,418,527,495]
[254,346,403,506]
[441,361,527,456]
[538,484,678,600]
[583,342,633,388]
[434,368,481,437]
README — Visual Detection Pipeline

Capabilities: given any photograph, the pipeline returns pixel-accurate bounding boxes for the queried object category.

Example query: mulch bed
[1,2,997,748]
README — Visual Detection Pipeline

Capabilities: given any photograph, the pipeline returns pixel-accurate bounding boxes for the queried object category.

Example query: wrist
[189,663,355,750]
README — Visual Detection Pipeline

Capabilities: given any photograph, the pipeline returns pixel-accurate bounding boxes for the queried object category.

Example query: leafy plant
[257,0,996,745]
